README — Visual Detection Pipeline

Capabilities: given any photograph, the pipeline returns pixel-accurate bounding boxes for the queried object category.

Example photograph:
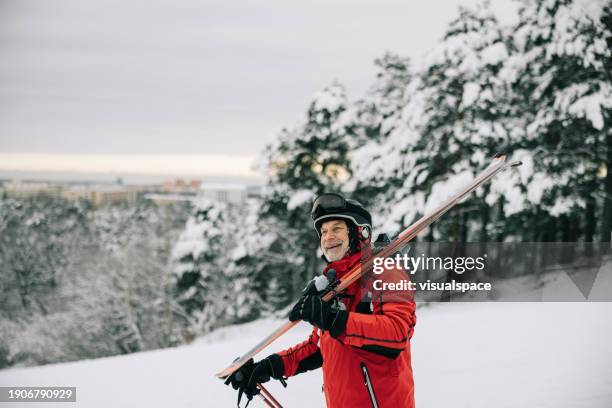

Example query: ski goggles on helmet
[310,193,347,221]
[311,193,372,238]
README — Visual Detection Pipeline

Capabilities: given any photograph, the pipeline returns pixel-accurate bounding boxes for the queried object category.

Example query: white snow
[423,170,474,214]
[568,88,612,131]
[2,299,610,407]
[311,83,346,113]
[171,217,211,262]
[462,82,481,107]
[480,42,508,66]
[171,198,225,265]
[287,190,314,211]
[549,196,584,217]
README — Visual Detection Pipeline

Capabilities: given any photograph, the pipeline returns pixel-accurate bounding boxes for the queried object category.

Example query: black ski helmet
[311,193,372,253]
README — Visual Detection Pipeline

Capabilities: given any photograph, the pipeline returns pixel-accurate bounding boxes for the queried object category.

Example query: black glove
[224,355,285,407]
[289,295,348,338]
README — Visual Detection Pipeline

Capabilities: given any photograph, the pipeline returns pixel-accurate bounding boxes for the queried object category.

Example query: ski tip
[215,365,236,379]
[215,371,229,379]
[494,152,506,160]
[510,160,523,167]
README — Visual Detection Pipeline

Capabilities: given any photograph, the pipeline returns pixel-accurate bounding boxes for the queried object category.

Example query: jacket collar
[324,250,363,279]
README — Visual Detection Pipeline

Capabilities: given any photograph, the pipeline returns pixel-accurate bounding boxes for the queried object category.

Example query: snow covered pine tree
[171,198,229,338]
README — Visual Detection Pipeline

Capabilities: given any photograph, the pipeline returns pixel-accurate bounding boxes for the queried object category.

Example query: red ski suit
[278,251,416,408]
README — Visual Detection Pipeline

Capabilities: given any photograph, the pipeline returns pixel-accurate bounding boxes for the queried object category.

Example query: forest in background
[0,198,190,368]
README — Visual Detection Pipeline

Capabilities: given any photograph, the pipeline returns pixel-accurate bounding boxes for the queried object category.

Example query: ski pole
[257,383,283,408]
[257,392,276,408]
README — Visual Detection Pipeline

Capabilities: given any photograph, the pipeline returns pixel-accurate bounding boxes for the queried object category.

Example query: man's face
[320,220,350,262]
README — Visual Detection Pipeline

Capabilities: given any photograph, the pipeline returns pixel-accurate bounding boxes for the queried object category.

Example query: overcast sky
[0,0,518,178]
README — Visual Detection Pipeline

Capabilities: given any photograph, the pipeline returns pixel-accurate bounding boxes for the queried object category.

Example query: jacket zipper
[360,362,380,408]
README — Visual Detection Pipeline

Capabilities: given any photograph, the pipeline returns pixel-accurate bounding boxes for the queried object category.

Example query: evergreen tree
[356,3,518,241]
[224,199,269,322]
[171,197,229,335]
[348,53,413,209]
[90,199,187,352]
[504,0,612,242]
[0,197,90,318]
[0,196,189,366]
[263,276,289,314]
[413,4,514,243]
[258,82,353,299]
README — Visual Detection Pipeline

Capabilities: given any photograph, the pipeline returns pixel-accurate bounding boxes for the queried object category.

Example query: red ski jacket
[278,251,416,408]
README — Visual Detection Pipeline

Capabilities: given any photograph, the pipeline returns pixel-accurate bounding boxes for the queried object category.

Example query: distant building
[199,183,262,205]
[162,178,201,194]
[63,185,140,206]
[1,181,63,199]
[199,183,246,204]
[148,178,202,204]
[1,179,263,207]
[1,180,141,206]
[145,184,263,206]
[143,193,193,205]
[246,185,263,199]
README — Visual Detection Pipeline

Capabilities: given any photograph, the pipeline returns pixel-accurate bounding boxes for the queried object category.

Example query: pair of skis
[217,154,521,405]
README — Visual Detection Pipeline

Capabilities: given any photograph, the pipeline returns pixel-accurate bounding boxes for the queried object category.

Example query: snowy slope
[1,301,611,408]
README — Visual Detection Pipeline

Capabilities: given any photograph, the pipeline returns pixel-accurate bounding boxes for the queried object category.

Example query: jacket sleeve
[336,266,416,356]
[277,326,323,377]
[338,301,415,349]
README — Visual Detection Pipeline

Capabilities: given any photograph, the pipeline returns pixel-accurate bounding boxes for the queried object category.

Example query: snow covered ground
[1,301,611,408]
